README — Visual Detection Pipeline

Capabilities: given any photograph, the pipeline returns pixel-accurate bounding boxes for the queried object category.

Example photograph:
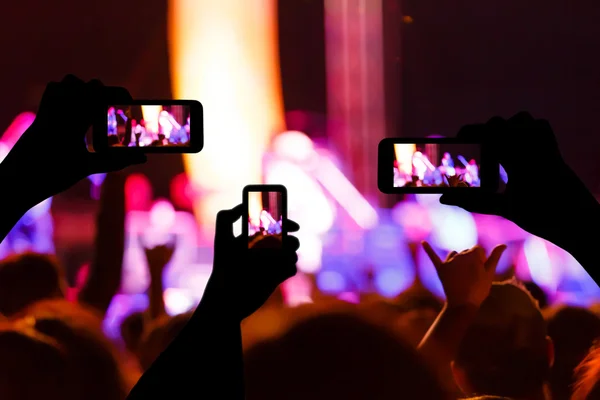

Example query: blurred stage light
[522,236,560,293]
[282,273,314,307]
[149,199,177,232]
[317,270,347,294]
[295,232,323,273]
[265,158,335,234]
[1,112,35,148]
[337,292,360,304]
[169,0,285,238]
[429,205,478,251]
[125,173,153,212]
[375,268,412,298]
[164,288,195,316]
[315,157,379,229]
[170,172,194,211]
[415,193,442,207]
[272,130,315,163]
[391,201,432,242]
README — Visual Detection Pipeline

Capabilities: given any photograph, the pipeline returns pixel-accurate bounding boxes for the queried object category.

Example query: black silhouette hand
[1,75,146,203]
[203,204,300,322]
[440,112,599,252]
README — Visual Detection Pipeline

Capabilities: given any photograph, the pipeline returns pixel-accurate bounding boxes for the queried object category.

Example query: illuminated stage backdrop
[168,0,285,238]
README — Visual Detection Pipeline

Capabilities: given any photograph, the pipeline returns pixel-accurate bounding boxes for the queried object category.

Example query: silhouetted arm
[0,157,46,243]
[147,267,166,320]
[144,245,175,320]
[126,286,244,399]
[78,172,126,315]
[560,201,600,276]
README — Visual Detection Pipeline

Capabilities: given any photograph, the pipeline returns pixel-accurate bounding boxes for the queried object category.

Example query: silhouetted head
[544,305,600,400]
[523,281,548,309]
[453,280,553,399]
[244,310,448,400]
[19,299,140,400]
[0,319,72,400]
[138,312,192,370]
[0,252,67,316]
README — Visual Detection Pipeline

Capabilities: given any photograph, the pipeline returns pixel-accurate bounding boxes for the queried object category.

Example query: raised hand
[439,113,599,256]
[1,75,146,204]
[144,243,176,275]
[144,243,176,319]
[422,241,506,308]
[204,204,300,322]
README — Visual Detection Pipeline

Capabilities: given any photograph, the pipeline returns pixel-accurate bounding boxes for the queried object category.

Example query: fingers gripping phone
[243,185,287,249]
[93,100,203,153]
[377,138,499,193]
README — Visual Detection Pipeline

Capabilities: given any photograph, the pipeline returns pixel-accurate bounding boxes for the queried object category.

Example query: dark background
[1,0,598,194]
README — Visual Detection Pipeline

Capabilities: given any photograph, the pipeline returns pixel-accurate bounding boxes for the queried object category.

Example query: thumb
[440,191,506,216]
[215,204,244,243]
[484,244,507,276]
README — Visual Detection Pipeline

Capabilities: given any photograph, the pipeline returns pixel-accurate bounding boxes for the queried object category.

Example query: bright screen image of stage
[393,142,481,188]
[107,105,191,148]
[247,191,283,249]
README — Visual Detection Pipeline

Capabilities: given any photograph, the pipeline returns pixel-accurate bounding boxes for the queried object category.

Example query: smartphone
[377,138,499,194]
[242,184,287,249]
[93,100,203,153]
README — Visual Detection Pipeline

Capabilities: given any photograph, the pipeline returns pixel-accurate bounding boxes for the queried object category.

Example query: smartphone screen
[95,100,203,153]
[378,138,498,193]
[243,185,287,249]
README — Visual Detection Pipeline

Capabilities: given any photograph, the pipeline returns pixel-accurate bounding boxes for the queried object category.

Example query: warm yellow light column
[168,0,285,238]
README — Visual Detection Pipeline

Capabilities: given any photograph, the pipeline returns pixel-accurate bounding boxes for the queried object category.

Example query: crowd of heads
[2,243,600,399]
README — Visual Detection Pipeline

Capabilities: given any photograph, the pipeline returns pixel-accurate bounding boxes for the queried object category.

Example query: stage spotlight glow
[272,130,315,163]
[1,112,35,148]
[523,236,559,293]
[168,0,285,238]
[149,199,177,232]
[317,270,347,294]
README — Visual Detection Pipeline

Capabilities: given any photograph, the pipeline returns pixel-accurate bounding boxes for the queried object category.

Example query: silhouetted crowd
[0,76,599,400]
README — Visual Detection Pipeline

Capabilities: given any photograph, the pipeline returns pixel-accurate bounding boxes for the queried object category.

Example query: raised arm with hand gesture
[422,241,507,308]
[418,242,507,372]
[144,244,176,275]
[144,243,176,320]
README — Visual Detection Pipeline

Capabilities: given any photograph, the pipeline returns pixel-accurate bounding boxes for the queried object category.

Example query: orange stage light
[168,0,285,238]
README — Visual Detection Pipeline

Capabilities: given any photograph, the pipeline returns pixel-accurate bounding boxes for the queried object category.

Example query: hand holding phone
[93,100,203,153]
[243,185,287,249]
[377,138,499,193]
